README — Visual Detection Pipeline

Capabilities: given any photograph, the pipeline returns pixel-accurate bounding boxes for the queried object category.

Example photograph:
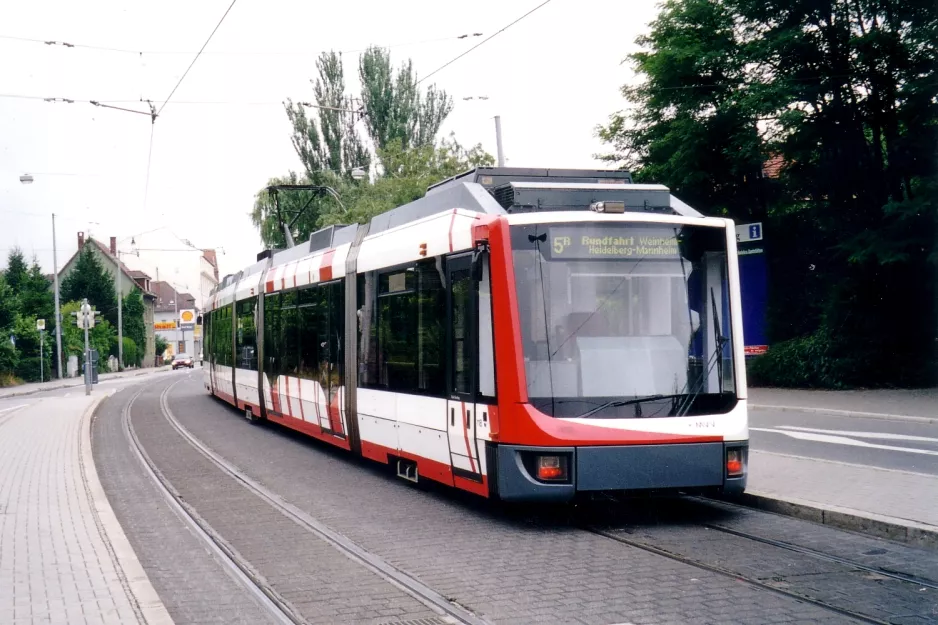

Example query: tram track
[123,387,300,625]
[580,494,938,625]
[584,524,891,625]
[700,519,938,591]
[136,379,489,625]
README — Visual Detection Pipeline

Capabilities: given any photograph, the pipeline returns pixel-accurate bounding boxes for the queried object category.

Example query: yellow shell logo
[181,310,195,322]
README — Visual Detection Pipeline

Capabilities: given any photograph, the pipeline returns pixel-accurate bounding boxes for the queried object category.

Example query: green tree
[20,259,54,322]
[61,246,118,327]
[121,289,146,367]
[155,334,169,363]
[12,315,51,383]
[3,247,30,297]
[358,46,453,152]
[600,0,938,387]
[0,275,18,383]
[285,51,371,179]
[60,300,115,374]
[319,134,495,227]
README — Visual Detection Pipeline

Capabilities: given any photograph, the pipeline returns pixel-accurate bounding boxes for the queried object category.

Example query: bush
[122,337,138,368]
[748,326,937,389]
[747,333,839,389]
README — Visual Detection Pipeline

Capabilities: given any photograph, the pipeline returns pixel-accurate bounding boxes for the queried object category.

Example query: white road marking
[750,427,938,456]
[778,425,938,444]
[0,403,29,414]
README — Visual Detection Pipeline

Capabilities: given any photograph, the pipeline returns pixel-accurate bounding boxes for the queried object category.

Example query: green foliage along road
[599,0,937,388]
[1,244,151,384]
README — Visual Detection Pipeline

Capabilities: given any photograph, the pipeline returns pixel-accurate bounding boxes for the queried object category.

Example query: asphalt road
[750,406,938,476]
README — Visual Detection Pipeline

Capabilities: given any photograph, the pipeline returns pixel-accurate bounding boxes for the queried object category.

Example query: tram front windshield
[511,221,736,419]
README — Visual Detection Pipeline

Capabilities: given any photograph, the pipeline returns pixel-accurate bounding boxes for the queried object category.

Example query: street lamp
[19,173,63,380]
[114,237,139,371]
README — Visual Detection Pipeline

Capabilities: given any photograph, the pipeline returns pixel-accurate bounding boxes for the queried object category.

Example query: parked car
[172,353,194,370]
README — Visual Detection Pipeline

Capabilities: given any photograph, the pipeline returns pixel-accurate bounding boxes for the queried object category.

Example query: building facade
[57,233,157,368]
[152,281,198,360]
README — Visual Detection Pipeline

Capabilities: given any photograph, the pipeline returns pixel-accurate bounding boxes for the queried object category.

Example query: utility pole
[39,327,44,383]
[494,115,505,167]
[116,250,123,371]
[52,214,63,378]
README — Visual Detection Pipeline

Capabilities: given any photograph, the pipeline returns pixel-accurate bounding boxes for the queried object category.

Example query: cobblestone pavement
[0,396,145,625]
[121,380,439,625]
[748,449,938,528]
[588,497,938,624]
[92,385,288,625]
[162,376,870,625]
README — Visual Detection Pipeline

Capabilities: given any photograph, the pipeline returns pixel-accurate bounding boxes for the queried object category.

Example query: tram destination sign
[548,227,681,260]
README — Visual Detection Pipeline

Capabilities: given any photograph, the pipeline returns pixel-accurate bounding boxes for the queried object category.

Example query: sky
[0,0,659,304]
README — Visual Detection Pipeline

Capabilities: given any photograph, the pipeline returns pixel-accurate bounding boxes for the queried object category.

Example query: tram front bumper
[495,442,748,502]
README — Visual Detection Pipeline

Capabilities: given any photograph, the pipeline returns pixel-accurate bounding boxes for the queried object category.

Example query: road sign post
[36,319,45,383]
[81,300,91,396]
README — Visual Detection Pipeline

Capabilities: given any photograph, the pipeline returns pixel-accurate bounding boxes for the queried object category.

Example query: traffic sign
[736,222,763,243]
[36,318,45,331]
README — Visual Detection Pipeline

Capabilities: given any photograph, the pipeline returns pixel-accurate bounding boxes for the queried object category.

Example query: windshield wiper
[574,394,685,419]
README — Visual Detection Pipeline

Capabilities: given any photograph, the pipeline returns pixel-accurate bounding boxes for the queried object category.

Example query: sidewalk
[0,365,173,400]
[744,387,938,548]
[0,393,172,624]
[746,451,938,547]
[750,387,938,419]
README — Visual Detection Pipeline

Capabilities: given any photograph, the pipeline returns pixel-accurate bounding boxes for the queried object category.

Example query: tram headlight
[726,449,744,477]
[536,455,568,481]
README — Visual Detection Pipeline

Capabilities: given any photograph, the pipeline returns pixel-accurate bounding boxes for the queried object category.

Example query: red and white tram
[201,168,748,501]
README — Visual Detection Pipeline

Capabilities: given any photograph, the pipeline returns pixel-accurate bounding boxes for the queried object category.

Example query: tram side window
[202,311,211,363]
[298,286,326,381]
[280,291,299,375]
[264,293,281,378]
[377,268,417,391]
[361,261,445,396]
[236,298,258,371]
[417,261,445,395]
[326,281,345,389]
[213,304,229,367]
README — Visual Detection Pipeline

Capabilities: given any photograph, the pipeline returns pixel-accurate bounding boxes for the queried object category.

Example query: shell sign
[179,309,196,329]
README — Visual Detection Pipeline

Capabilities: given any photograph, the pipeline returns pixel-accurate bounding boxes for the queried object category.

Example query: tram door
[446,254,483,482]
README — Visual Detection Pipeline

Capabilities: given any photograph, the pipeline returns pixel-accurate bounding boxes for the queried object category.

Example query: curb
[0,368,174,400]
[81,394,175,625]
[718,491,938,551]
[749,403,936,424]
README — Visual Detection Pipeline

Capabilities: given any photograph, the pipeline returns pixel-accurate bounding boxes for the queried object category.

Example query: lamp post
[19,174,64,379]
[113,239,138,371]
[461,97,505,166]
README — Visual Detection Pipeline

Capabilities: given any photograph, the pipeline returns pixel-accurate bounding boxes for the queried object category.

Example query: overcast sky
[0,0,658,302]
